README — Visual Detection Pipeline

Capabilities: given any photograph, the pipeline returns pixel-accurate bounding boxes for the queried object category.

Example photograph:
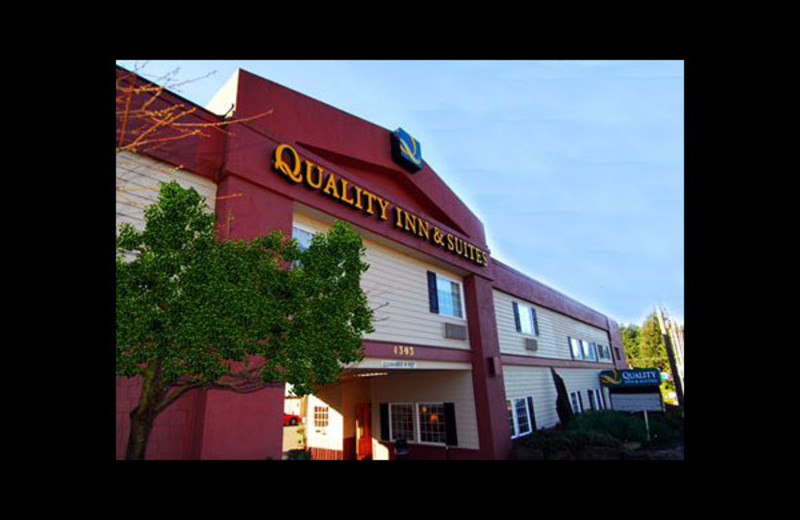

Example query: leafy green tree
[638,313,669,373]
[620,324,641,368]
[116,181,373,460]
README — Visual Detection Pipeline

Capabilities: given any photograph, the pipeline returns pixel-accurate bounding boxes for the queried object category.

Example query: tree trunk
[125,363,166,460]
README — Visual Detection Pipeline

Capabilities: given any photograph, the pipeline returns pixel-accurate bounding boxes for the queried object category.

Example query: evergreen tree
[620,323,641,368]
[639,312,669,373]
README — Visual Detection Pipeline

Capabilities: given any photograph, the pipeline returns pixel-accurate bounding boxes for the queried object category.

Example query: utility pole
[668,314,684,394]
[656,306,684,407]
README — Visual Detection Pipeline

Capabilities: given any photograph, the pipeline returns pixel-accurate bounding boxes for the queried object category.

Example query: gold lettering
[322,172,340,200]
[403,212,417,234]
[417,219,430,241]
[394,206,404,228]
[446,233,455,251]
[454,236,464,255]
[273,144,302,183]
[304,161,324,189]
[353,185,364,210]
[376,197,390,221]
[466,242,475,261]
[340,178,355,205]
[364,191,376,215]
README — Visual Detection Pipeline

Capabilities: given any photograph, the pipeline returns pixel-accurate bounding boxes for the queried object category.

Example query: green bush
[286,449,312,460]
[516,427,622,459]
[568,410,647,443]
[566,410,680,447]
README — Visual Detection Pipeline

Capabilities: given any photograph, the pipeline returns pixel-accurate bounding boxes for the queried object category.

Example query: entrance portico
[304,354,480,460]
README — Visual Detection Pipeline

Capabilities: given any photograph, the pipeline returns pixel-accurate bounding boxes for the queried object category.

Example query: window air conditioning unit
[445,323,468,340]
[524,338,538,351]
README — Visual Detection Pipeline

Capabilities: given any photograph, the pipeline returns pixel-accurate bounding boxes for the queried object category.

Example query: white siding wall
[494,289,610,360]
[370,370,480,459]
[503,366,611,430]
[116,151,218,232]
[293,212,471,350]
[306,389,344,452]
[503,366,559,430]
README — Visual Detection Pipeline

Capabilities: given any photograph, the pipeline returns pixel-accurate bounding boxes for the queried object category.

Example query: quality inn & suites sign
[271,143,490,267]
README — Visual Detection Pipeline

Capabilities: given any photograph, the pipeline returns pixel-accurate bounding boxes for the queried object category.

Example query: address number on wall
[393,345,415,357]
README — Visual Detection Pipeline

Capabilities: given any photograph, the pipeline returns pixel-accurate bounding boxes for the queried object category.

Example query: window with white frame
[514,301,539,336]
[508,397,533,438]
[389,403,415,441]
[569,337,584,360]
[417,403,447,444]
[583,340,598,362]
[587,388,604,411]
[569,391,583,414]
[436,275,464,319]
[569,337,607,363]
[586,389,597,410]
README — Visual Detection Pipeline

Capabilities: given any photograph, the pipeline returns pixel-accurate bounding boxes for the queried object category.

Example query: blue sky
[117,60,684,327]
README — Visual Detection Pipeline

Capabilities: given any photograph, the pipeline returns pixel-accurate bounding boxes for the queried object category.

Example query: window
[586,388,604,410]
[380,402,458,446]
[292,225,315,252]
[569,337,605,363]
[417,403,448,444]
[436,276,464,319]
[569,391,583,414]
[389,403,415,441]
[427,271,465,319]
[569,337,584,360]
[508,397,534,438]
[314,406,329,428]
[583,341,598,362]
[513,302,539,336]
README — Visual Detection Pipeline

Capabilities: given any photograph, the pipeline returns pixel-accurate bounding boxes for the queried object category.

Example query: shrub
[567,410,647,443]
[516,428,622,460]
[286,449,312,460]
[567,409,681,447]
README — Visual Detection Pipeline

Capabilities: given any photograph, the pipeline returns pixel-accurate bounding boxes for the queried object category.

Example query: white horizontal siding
[503,366,559,430]
[494,289,610,360]
[503,366,611,430]
[116,151,217,233]
[370,370,479,454]
[306,391,343,451]
[293,212,470,350]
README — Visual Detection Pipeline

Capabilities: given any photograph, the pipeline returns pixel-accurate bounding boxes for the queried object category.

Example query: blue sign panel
[599,368,661,388]
[391,128,423,172]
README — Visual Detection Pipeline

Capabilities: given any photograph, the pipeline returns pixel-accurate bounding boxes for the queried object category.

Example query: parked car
[283,413,302,426]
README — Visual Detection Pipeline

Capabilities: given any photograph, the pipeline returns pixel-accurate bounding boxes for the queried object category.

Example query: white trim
[508,397,533,439]
[569,391,583,414]
[415,402,448,446]
[514,301,539,337]
[435,273,466,321]
[291,221,319,235]
[387,402,415,442]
